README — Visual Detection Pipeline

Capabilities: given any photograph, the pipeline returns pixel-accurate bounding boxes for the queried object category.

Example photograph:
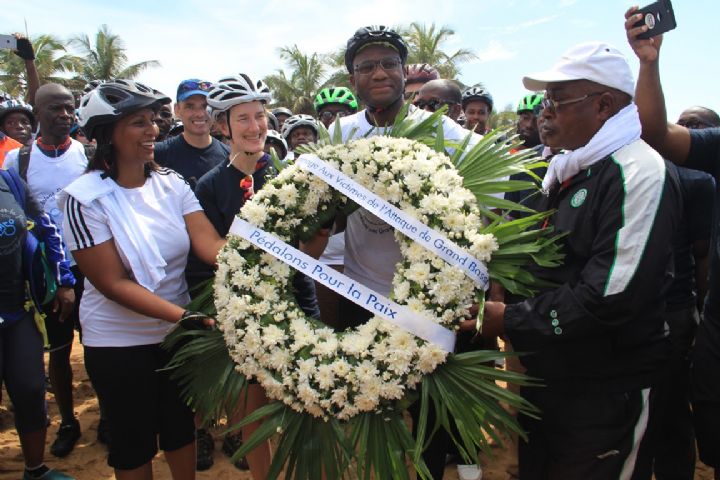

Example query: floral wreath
[166,108,563,479]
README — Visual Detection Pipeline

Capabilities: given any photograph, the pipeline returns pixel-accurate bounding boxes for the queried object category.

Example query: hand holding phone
[0,34,18,51]
[633,0,677,39]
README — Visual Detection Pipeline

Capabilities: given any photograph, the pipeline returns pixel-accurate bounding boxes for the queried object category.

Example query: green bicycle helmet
[313,87,358,113]
[517,92,544,114]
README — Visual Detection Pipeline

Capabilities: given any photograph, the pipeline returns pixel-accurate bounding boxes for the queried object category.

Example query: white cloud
[503,14,559,33]
[473,40,517,63]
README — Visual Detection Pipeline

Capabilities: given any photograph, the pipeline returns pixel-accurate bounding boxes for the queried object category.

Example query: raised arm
[624,6,691,164]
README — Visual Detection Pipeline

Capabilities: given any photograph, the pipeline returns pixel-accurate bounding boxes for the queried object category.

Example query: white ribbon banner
[229,217,456,352]
[296,154,490,290]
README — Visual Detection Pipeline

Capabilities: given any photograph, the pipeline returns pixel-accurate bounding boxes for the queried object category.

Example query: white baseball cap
[523,42,635,97]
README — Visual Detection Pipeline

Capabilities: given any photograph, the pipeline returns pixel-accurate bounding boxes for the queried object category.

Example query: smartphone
[634,0,677,39]
[0,34,18,50]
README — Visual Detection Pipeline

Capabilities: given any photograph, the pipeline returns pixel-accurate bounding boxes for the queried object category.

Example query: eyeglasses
[541,92,604,112]
[319,110,348,121]
[157,110,173,119]
[413,99,456,112]
[354,57,402,75]
[178,80,213,92]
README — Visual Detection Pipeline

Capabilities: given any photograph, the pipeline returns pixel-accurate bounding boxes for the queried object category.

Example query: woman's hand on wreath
[53,287,76,322]
[179,310,216,330]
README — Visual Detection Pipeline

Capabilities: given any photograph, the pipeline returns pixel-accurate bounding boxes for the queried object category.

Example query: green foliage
[401,22,478,79]
[489,103,519,130]
[70,24,160,83]
[0,34,82,97]
[264,45,329,115]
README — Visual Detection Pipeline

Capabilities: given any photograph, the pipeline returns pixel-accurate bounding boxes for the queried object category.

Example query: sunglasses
[319,110,349,121]
[179,81,213,92]
[541,92,604,112]
[413,99,456,112]
[354,57,402,75]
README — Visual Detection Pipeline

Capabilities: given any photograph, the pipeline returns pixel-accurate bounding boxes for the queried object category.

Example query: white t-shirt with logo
[328,108,480,295]
[62,170,202,347]
[4,140,88,264]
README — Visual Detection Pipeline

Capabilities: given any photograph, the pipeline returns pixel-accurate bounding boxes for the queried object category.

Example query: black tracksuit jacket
[505,139,682,393]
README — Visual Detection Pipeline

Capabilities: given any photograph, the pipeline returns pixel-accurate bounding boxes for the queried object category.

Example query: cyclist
[313,87,358,128]
[404,63,440,100]
[462,86,494,134]
[281,114,319,159]
[271,107,293,131]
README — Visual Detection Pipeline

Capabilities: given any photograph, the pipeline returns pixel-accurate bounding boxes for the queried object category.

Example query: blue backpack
[0,168,58,310]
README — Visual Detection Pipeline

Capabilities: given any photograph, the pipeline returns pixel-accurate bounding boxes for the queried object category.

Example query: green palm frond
[163,327,247,425]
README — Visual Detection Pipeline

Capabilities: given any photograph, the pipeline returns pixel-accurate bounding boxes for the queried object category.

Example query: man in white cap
[460,42,681,478]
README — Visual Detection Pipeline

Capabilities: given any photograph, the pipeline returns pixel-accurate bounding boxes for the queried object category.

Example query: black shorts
[44,266,84,352]
[84,343,195,470]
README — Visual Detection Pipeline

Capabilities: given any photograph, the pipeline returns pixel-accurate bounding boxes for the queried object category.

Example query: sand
[0,337,715,480]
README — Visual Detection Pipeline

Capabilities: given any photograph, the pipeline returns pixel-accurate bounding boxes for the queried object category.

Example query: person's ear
[596,92,615,122]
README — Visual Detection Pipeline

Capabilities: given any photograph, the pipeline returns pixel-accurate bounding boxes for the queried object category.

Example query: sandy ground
[0,336,715,480]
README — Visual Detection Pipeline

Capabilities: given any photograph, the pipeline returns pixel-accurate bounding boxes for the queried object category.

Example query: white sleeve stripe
[604,141,666,297]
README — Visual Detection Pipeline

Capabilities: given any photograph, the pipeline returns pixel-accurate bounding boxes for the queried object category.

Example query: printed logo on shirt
[358,210,393,234]
[570,188,588,208]
[0,208,23,255]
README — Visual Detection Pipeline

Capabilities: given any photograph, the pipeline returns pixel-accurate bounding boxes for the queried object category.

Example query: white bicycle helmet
[280,114,319,140]
[77,79,170,140]
[265,129,288,159]
[206,74,272,112]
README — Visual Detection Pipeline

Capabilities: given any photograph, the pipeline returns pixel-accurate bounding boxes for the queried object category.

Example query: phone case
[634,0,677,39]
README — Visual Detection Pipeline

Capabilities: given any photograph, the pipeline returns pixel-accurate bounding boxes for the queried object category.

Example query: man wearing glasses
[154,79,229,190]
[413,79,463,122]
[329,25,480,480]
[462,42,681,478]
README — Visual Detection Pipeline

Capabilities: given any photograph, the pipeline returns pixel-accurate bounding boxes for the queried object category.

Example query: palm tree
[263,45,328,115]
[70,24,159,83]
[402,23,477,79]
[489,103,518,130]
[0,34,81,98]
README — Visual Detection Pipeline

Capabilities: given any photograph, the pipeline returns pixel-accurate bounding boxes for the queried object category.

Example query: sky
[3,0,718,120]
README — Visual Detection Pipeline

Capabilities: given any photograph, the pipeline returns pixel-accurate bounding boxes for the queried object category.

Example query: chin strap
[364,95,404,119]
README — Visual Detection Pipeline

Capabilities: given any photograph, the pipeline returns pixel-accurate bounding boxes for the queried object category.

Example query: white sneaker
[457,463,482,480]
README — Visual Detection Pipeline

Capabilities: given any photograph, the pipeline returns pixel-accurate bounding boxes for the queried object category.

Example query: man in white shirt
[329,25,480,480]
[4,83,89,458]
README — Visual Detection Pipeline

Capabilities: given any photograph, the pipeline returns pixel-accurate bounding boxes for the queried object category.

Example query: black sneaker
[196,428,214,471]
[50,419,81,458]
[222,433,249,470]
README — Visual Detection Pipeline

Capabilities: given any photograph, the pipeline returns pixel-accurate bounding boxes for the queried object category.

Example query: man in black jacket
[625,7,720,477]
[463,42,681,479]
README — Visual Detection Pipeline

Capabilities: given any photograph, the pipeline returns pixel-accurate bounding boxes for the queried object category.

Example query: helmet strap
[364,95,404,122]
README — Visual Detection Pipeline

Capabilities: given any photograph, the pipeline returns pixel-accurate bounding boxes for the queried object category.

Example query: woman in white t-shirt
[60,80,225,480]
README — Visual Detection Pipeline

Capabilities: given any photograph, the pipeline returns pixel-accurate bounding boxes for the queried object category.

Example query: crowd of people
[1,6,719,480]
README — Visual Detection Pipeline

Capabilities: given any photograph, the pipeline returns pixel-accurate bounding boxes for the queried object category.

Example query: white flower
[469,233,499,262]
[314,364,335,389]
[405,262,431,284]
[403,172,423,193]
[241,202,268,226]
[262,324,287,347]
[277,183,299,207]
